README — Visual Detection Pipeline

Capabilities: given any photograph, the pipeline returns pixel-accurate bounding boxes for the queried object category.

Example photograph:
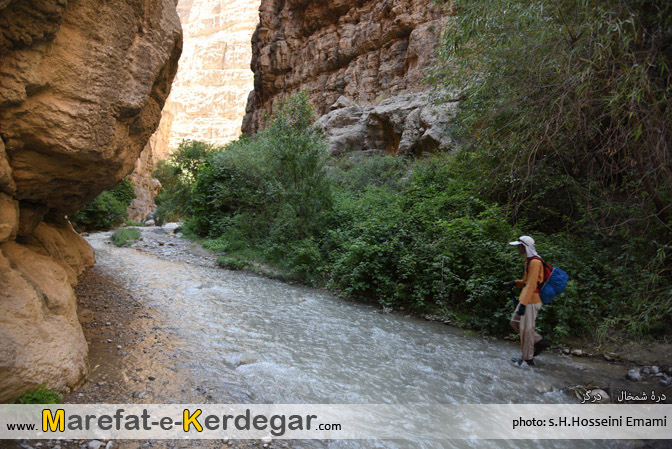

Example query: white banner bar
[0,404,669,440]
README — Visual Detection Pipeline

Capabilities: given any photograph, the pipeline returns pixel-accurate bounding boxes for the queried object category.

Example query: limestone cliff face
[243,0,448,138]
[126,0,260,222]
[162,0,261,147]
[0,0,181,402]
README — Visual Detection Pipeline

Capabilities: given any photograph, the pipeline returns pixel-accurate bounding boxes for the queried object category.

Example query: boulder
[589,389,611,403]
[23,220,95,283]
[0,244,88,403]
[627,369,643,382]
[314,93,456,156]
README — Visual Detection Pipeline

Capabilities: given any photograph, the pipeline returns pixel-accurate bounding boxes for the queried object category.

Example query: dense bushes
[187,93,333,282]
[153,140,214,224]
[71,179,136,231]
[326,156,669,339]
[154,90,670,341]
[428,0,672,338]
[325,157,519,334]
[432,0,672,235]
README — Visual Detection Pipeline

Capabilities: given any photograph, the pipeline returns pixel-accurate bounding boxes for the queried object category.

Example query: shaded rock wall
[127,140,162,223]
[0,0,182,402]
[243,0,448,136]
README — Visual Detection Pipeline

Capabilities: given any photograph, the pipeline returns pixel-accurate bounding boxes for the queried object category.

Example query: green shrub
[153,140,215,225]
[427,0,672,337]
[157,86,668,341]
[71,179,136,231]
[111,228,141,247]
[326,156,518,332]
[13,384,62,404]
[188,92,333,282]
[216,256,250,271]
[432,0,672,235]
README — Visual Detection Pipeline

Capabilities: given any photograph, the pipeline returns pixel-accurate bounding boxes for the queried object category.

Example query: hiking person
[508,236,550,367]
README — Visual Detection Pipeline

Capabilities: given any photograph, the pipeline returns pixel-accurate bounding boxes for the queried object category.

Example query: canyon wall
[0,0,181,402]
[242,0,452,155]
[166,0,261,147]
[126,0,261,222]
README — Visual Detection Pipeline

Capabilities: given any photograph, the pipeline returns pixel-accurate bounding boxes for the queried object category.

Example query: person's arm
[514,265,528,289]
[519,259,542,305]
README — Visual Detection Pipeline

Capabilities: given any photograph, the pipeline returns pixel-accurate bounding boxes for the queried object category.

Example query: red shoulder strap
[530,255,552,271]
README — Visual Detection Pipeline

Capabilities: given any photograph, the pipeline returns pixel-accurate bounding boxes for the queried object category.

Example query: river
[76,229,646,449]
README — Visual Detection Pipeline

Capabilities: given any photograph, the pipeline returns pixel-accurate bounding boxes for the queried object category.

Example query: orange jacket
[515,258,543,305]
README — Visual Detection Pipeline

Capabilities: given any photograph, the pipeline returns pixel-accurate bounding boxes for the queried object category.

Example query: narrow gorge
[2,0,670,447]
[126,0,454,223]
[126,0,261,222]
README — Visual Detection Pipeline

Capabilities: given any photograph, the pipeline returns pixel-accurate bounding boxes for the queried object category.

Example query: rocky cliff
[125,0,260,222]
[160,0,261,147]
[0,0,181,402]
[242,0,451,153]
[127,139,163,223]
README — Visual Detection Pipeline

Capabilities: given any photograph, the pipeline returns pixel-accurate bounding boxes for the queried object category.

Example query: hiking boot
[511,358,535,367]
[534,338,551,356]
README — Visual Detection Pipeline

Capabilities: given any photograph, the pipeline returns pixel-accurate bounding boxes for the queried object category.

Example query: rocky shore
[6,228,294,449]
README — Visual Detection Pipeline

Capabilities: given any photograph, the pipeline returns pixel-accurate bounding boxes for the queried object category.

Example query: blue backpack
[532,257,569,304]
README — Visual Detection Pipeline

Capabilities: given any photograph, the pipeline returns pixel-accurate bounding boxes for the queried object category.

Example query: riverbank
[138,225,671,371]
[124,227,671,395]
[7,254,295,449]
[8,226,668,449]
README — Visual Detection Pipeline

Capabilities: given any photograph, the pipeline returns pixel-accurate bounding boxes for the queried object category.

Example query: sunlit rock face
[242,0,448,138]
[0,0,181,402]
[126,0,261,222]
[162,0,261,148]
[315,93,457,157]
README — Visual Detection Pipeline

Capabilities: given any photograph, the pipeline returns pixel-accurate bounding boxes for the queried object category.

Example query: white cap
[509,235,535,247]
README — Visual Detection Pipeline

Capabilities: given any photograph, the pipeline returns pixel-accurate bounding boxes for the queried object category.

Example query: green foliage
[188,92,333,283]
[153,140,215,224]
[432,0,672,236]
[428,0,672,337]
[71,179,136,231]
[13,384,62,404]
[326,156,519,333]
[216,256,250,271]
[154,88,670,340]
[111,227,141,247]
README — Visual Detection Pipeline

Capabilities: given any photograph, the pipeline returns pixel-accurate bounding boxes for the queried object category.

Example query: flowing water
[85,231,640,449]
